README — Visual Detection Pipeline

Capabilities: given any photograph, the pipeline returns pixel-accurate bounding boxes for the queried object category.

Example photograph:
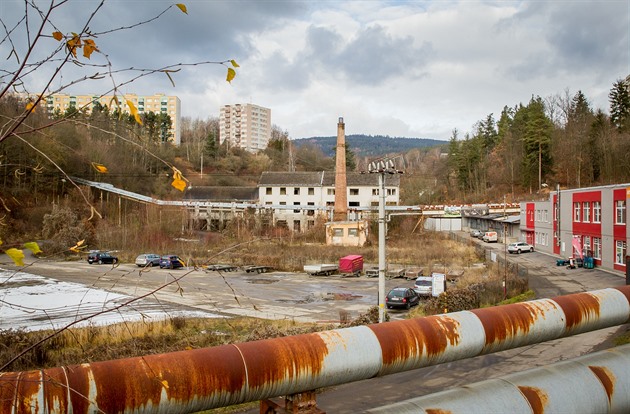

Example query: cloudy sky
[2,0,629,140]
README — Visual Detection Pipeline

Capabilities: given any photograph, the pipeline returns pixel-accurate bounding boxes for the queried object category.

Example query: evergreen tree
[522,96,553,191]
[204,129,218,160]
[609,79,630,132]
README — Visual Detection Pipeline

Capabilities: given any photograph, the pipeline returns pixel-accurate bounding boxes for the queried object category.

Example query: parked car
[470,229,482,238]
[413,276,433,297]
[135,253,161,267]
[386,287,420,310]
[159,255,184,269]
[87,251,118,265]
[508,241,534,254]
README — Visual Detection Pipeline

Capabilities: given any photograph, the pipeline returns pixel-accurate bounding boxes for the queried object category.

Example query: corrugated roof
[258,171,324,186]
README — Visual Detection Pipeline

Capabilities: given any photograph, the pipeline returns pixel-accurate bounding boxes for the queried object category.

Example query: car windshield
[389,289,405,297]
[415,280,431,286]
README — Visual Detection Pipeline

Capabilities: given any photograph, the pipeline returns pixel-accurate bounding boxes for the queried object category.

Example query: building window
[349,188,359,196]
[536,210,541,222]
[266,187,272,195]
[583,202,590,223]
[349,202,360,207]
[279,202,286,205]
[543,210,548,222]
[387,188,396,196]
[308,187,314,195]
[348,228,358,237]
[327,189,335,196]
[307,202,315,216]
[615,240,627,265]
[593,237,602,259]
[573,202,581,222]
[307,220,315,229]
[593,202,601,223]
[616,200,626,224]
[333,228,343,237]
[280,187,286,195]
[583,236,591,257]
[294,187,300,195]
[372,189,378,196]
[293,202,300,213]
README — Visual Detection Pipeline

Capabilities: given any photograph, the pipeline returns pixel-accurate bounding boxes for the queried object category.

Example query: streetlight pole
[368,159,403,323]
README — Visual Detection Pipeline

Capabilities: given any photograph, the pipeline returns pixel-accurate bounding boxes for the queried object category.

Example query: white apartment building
[219,103,271,152]
[258,171,400,232]
[33,93,182,145]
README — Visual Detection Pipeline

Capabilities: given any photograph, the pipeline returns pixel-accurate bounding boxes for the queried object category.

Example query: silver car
[135,253,161,267]
[507,242,534,254]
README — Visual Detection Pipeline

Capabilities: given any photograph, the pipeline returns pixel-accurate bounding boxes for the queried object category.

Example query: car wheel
[88,260,93,264]
[530,247,534,252]
[405,302,411,310]
[517,249,521,254]
[113,259,118,264]
[98,259,103,264]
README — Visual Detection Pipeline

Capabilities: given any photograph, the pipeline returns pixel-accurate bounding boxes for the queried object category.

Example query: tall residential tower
[219,103,271,152]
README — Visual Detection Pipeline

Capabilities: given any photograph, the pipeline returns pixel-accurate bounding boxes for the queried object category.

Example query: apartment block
[219,103,271,152]
[36,93,181,145]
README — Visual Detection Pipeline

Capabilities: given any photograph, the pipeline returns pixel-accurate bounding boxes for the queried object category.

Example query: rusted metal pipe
[2,286,629,413]
[367,342,630,414]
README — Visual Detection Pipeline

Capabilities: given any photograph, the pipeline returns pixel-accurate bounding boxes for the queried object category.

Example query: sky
[2,0,629,141]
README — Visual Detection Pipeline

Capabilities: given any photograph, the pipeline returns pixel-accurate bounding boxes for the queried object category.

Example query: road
[1,236,627,412]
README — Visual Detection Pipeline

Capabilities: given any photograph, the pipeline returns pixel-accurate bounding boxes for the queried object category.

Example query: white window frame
[574,202,581,222]
[583,201,590,223]
[593,201,601,223]
[616,200,626,224]
[593,237,602,260]
[615,240,627,265]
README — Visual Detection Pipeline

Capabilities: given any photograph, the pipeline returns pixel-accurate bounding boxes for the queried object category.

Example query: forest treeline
[1,78,629,212]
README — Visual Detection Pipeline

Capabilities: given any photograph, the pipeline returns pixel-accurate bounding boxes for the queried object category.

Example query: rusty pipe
[1,286,629,413]
[368,342,630,413]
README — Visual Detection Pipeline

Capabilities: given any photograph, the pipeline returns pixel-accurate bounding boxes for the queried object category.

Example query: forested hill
[292,135,447,157]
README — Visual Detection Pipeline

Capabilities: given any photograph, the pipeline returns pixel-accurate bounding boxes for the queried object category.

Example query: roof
[184,186,258,201]
[258,171,324,186]
[258,171,400,187]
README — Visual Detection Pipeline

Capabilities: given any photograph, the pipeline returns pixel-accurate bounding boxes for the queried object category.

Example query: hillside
[292,135,447,158]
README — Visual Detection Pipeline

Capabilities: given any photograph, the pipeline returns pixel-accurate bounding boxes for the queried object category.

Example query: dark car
[159,255,184,269]
[87,251,119,265]
[135,253,161,267]
[386,287,420,310]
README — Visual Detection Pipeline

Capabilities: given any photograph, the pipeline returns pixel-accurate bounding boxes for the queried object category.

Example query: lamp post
[368,159,403,323]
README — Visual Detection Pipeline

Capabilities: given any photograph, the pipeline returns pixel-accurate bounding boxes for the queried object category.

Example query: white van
[482,231,498,243]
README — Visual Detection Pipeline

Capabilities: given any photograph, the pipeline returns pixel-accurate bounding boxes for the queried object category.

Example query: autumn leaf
[176,3,188,14]
[6,248,25,266]
[171,166,188,192]
[52,31,63,41]
[25,102,35,112]
[83,39,98,59]
[226,67,236,83]
[66,33,82,58]
[126,100,143,125]
[69,239,87,253]
[23,242,42,255]
[91,162,108,173]
[230,59,240,68]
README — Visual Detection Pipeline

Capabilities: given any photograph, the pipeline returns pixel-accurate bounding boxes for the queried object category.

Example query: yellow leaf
[25,102,35,112]
[52,31,63,41]
[126,100,143,125]
[6,248,25,266]
[23,242,42,255]
[226,67,236,83]
[91,162,108,173]
[176,3,188,14]
[83,39,98,59]
[77,239,85,247]
[230,60,240,68]
[161,379,169,389]
[171,177,187,192]
[0,238,3,246]
[66,34,81,58]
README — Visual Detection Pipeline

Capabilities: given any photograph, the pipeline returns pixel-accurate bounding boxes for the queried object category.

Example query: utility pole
[368,159,403,323]
[503,195,507,299]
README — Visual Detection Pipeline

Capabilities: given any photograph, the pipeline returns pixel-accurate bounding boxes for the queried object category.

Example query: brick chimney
[333,117,347,221]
